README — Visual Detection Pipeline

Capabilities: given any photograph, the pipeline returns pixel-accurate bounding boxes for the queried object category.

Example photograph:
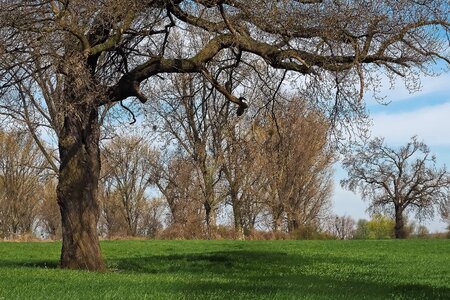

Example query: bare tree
[138,197,166,238]
[1,0,449,269]
[341,136,450,238]
[100,135,156,236]
[327,215,355,240]
[150,154,205,238]
[0,129,46,238]
[220,119,265,238]
[256,101,334,232]
[37,178,61,239]
[147,73,227,237]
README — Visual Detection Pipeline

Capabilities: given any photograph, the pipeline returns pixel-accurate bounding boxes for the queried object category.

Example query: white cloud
[372,102,450,146]
[333,100,450,232]
[366,73,450,104]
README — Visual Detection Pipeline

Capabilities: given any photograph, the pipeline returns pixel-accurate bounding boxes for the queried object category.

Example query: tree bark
[56,106,105,271]
[232,205,245,240]
[394,207,406,239]
[204,201,216,239]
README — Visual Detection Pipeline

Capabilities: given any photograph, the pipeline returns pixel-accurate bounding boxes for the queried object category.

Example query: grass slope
[0,240,449,299]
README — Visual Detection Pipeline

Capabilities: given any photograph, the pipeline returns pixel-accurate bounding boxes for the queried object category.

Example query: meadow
[0,240,448,299]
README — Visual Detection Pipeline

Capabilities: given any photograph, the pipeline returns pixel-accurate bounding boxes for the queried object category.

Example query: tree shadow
[0,259,59,269]
[0,249,448,299]
[110,250,450,299]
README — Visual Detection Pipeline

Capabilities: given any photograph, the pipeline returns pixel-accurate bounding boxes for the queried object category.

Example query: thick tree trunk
[57,107,105,271]
[394,208,406,239]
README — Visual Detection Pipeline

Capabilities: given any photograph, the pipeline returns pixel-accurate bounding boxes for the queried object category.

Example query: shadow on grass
[110,251,449,299]
[0,250,448,299]
[0,259,59,269]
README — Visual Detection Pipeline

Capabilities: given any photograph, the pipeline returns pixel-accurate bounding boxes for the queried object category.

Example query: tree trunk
[288,217,299,233]
[204,201,216,239]
[272,204,284,232]
[230,188,245,240]
[233,206,245,240]
[394,208,406,239]
[57,107,105,271]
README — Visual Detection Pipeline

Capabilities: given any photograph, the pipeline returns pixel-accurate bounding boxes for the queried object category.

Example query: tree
[100,135,156,236]
[328,215,355,240]
[37,178,61,239]
[353,215,395,239]
[0,129,47,238]
[341,136,450,238]
[1,1,449,270]
[150,154,206,238]
[255,101,334,232]
[147,73,227,237]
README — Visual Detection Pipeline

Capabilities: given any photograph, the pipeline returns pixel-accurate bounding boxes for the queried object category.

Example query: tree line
[0,94,336,240]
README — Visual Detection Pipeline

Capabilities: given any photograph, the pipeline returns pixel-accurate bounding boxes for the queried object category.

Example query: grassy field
[0,240,449,299]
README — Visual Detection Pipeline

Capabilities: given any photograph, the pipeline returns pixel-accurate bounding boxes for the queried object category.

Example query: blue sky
[333,71,450,232]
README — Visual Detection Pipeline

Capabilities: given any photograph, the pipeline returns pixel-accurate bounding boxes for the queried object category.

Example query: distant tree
[366,214,395,239]
[353,219,370,240]
[353,215,395,239]
[150,154,205,237]
[137,197,166,238]
[256,101,334,232]
[415,225,430,238]
[328,215,355,240]
[100,135,156,236]
[37,178,61,239]
[147,73,227,237]
[342,137,450,239]
[0,130,47,238]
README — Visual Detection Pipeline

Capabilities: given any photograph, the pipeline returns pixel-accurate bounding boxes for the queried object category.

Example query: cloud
[366,73,450,104]
[372,101,450,146]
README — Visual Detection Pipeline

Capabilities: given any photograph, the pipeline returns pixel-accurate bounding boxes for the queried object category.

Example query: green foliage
[354,215,395,239]
[290,225,335,240]
[353,219,370,239]
[0,240,448,299]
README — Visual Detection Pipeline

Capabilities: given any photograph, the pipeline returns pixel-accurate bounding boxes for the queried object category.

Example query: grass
[0,240,449,299]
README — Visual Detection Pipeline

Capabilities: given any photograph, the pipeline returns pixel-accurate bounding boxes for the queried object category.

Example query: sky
[332,71,450,232]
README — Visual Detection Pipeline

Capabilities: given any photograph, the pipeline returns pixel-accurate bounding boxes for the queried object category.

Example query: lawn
[0,240,448,299]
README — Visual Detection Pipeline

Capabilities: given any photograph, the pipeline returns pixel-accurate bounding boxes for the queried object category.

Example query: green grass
[0,240,449,299]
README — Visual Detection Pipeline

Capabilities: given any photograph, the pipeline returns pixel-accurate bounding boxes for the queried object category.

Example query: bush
[290,225,335,240]
[354,215,395,239]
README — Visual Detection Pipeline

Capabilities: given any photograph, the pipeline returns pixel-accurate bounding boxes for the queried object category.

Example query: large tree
[254,101,334,232]
[341,136,450,238]
[147,73,227,237]
[1,0,449,270]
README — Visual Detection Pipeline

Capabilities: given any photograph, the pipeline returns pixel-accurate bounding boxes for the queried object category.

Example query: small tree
[328,215,355,240]
[341,136,450,239]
